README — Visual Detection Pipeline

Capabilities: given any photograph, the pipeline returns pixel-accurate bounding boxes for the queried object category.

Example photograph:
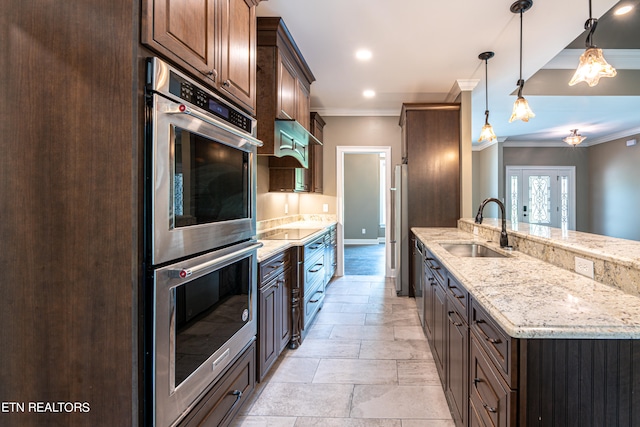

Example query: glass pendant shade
[509,96,535,123]
[563,129,586,146]
[478,123,497,143]
[568,47,617,87]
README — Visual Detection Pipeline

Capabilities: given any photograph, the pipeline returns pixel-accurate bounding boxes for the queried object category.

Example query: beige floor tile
[394,326,427,341]
[303,323,333,339]
[230,415,297,427]
[322,295,371,304]
[359,340,432,360]
[314,311,367,325]
[401,420,456,427]
[330,325,395,341]
[268,357,320,383]
[365,311,421,326]
[295,417,402,427]
[248,383,354,417]
[319,302,344,312]
[350,385,452,419]
[287,339,361,359]
[313,359,398,384]
[339,303,392,314]
[397,360,441,385]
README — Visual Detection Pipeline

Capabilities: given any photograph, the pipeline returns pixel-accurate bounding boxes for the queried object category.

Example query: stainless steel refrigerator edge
[391,164,409,296]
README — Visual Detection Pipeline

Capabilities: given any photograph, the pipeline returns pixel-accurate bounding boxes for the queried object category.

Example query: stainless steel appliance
[391,164,409,296]
[149,240,260,427]
[146,57,262,266]
[145,58,263,426]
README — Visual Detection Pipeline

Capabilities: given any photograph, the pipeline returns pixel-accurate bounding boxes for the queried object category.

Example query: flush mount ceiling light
[478,51,497,143]
[563,129,587,146]
[363,89,375,98]
[355,49,372,61]
[568,0,617,87]
[509,0,535,123]
[614,4,634,15]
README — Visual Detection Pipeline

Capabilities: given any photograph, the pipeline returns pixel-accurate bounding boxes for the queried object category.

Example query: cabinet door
[278,268,292,352]
[446,306,468,427]
[218,0,257,113]
[295,80,310,130]
[258,281,278,381]
[432,282,447,384]
[143,0,216,79]
[278,56,296,119]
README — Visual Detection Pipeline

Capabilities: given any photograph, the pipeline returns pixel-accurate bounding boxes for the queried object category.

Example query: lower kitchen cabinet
[177,342,255,427]
[257,249,292,381]
[418,238,640,427]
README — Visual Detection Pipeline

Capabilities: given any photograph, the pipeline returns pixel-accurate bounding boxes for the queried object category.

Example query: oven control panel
[167,71,252,134]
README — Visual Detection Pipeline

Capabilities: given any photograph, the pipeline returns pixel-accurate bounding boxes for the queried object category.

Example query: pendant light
[563,129,587,146]
[568,0,617,87]
[478,51,497,143]
[509,0,535,123]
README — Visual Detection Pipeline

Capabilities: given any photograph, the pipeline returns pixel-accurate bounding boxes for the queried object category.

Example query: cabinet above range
[255,17,321,170]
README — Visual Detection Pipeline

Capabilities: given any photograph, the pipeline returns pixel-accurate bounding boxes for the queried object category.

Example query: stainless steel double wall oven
[144,57,262,427]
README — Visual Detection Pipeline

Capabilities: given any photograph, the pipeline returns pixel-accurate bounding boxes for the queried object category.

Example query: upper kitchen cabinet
[308,112,325,193]
[141,0,259,114]
[256,17,317,169]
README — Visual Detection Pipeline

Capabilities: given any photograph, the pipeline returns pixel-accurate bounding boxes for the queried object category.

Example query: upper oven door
[149,93,259,265]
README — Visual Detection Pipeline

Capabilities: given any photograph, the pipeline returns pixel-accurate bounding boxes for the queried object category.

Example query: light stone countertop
[412,227,640,339]
[257,220,337,262]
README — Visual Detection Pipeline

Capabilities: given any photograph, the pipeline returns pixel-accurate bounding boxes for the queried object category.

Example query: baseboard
[344,239,381,245]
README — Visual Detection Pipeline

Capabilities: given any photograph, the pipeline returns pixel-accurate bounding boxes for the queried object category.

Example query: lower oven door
[150,240,260,427]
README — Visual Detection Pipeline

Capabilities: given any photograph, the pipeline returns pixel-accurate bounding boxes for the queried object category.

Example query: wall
[472,143,500,218]
[257,116,402,219]
[502,146,590,232]
[588,134,640,241]
[343,153,380,240]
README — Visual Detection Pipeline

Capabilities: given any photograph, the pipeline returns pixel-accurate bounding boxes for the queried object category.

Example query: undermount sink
[440,243,508,258]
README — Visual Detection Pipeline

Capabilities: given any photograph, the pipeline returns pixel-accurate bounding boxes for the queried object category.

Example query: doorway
[505,166,576,229]
[336,146,392,277]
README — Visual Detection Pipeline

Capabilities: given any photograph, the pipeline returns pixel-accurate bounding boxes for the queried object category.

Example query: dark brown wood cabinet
[257,249,292,380]
[401,104,460,296]
[142,0,258,114]
[420,244,640,427]
[308,112,326,193]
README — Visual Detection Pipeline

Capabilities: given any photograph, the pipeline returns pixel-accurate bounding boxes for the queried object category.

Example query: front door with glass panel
[506,166,576,230]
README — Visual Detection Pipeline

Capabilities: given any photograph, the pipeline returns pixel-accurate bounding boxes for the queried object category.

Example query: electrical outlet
[361,228,366,234]
[575,256,594,279]
[322,203,329,212]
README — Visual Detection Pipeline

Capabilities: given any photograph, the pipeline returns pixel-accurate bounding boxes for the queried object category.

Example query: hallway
[232,275,454,426]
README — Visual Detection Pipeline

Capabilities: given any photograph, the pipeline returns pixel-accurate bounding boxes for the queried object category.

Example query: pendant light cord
[517,8,525,98]
[484,58,490,125]
[585,0,598,48]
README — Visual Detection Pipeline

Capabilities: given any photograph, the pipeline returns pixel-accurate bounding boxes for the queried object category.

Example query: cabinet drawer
[470,299,517,387]
[446,274,468,323]
[304,235,326,260]
[178,342,255,427]
[425,251,446,287]
[304,281,324,328]
[305,253,325,287]
[259,250,290,285]
[470,335,516,427]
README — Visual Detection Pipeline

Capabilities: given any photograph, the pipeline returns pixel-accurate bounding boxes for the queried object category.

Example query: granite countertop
[412,227,640,340]
[257,220,337,262]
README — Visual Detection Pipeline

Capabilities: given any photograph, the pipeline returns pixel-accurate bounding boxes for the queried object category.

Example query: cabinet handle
[474,321,502,344]
[473,377,482,386]
[309,290,324,303]
[269,261,285,269]
[308,263,323,273]
[218,389,243,426]
[448,311,463,327]
[483,403,497,413]
[448,287,465,299]
[223,79,231,87]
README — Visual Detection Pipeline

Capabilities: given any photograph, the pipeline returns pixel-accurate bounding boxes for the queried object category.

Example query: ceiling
[256,0,640,147]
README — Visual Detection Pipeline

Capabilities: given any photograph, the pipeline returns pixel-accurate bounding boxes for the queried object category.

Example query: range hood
[269,118,322,169]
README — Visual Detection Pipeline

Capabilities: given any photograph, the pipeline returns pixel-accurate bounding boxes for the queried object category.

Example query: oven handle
[168,242,263,279]
[168,103,264,147]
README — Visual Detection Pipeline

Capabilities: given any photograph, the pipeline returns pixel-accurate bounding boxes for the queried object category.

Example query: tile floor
[231,275,455,427]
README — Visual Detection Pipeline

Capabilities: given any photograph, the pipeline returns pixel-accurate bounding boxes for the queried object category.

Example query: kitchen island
[412,220,640,427]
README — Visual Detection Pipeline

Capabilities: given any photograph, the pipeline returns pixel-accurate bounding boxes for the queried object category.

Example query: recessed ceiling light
[363,90,376,98]
[355,49,372,61]
[614,4,633,15]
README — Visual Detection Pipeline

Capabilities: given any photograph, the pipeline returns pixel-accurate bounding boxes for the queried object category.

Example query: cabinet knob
[206,69,218,80]
[223,79,231,87]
